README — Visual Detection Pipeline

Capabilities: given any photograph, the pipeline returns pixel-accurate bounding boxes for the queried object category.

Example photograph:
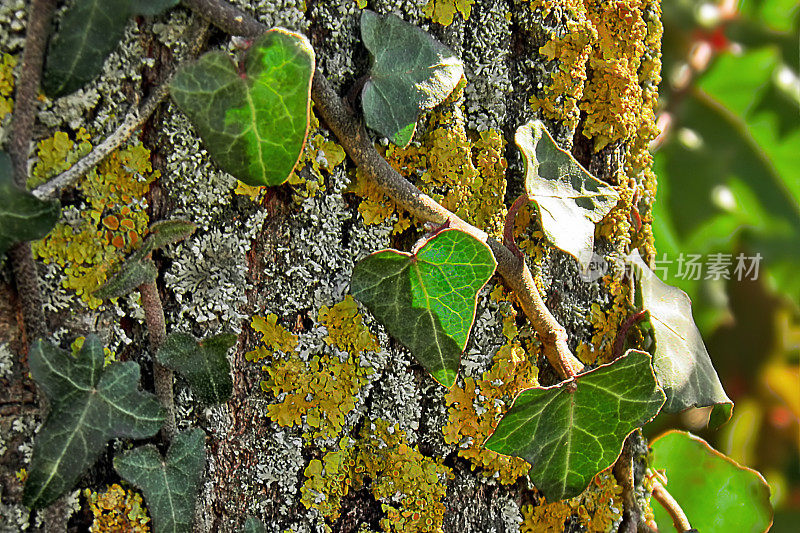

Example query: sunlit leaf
[115,429,206,533]
[485,349,665,501]
[170,29,315,187]
[156,332,236,405]
[351,228,495,387]
[650,430,773,533]
[0,152,60,256]
[630,251,732,426]
[516,121,619,270]
[23,336,165,509]
[360,10,464,147]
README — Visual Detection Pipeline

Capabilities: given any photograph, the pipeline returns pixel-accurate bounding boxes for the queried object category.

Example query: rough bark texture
[0,1,662,532]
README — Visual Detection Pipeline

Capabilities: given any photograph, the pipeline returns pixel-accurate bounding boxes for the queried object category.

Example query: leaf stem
[139,281,176,441]
[650,479,693,532]
[179,0,584,381]
[612,309,648,361]
[33,18,211,199]
[503,194,529,259]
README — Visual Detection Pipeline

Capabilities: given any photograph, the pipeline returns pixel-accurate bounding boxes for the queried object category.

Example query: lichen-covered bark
[0,1,662,532]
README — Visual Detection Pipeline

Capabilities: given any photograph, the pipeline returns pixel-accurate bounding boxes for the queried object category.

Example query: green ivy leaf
[242,517,267,533]
[485,349,665,501]
[93,257,158,300]
[630,251,733,426]
[156,332,236,405]
[23,336,165,509]
[650,430,773,532]
[146,219,198,251]
[0,152,60,256]
[115,428,206,533]
[351,228,496,387]
[360,10,464,147]
[516,121,619,270]
[42,0,178,97]
[170,29,315,187]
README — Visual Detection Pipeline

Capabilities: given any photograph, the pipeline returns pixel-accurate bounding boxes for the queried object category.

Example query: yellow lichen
[301,420,452,533]
[245,314,299,363]
[32,143,157,308]
[83,484,150,533]
[252,298,377,440]
[0,53,16,120]
[443,284,541,483]
[423,0,474,26]
[28,129,92,188]
[71,336,116,366]
[521,471,623,532]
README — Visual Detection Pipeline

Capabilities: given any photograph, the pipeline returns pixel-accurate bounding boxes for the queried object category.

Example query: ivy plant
[7,1,771,531]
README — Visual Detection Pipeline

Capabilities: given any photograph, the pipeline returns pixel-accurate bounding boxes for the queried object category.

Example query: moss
[301,420,452,532]
[423,0,474,26]
[0,52,15,121]
[32,143,157,308]
[520,471,623,532]
[83,484,151,533]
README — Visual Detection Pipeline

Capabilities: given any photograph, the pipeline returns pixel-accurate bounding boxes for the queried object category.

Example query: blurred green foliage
[653,1,800,528]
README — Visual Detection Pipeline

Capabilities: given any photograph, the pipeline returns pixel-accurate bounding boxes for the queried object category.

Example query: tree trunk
[0,1,662,532]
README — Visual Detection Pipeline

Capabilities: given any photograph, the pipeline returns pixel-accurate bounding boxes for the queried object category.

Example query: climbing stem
[503,194,529,259]
[182,0,584,381]
[650,479,693,532]
[613,309,648,361]
[139,281,176,441]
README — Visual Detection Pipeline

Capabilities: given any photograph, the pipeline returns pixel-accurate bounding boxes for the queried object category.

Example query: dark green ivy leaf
[351,228,496,387]
[156,332,236,405]
[170,29,315,187]
[23,336,165,509]
[650,431,773,532]
[43,0,178,97]
[115,429,206,533]
[485,349,665,501]
[360,10,464,147]
[630,251,733,426]
[516,121,619,270]
[242,517,267,533]
[0,152,60,256]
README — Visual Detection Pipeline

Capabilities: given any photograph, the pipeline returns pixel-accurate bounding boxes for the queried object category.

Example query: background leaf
[650,430,773,533]
[23,336,165,509]
[360,10,464,147]
[0,152,60,256]
[170,29,315,187]
[351,228,495,387]
[93,257,158,300]
[630,251,732,424]
[485,349,665,501]
[242,517,267,533]
[516,121,619,269]
[156,332,236,405]
[42,0,178,97]
[115,428,206,533]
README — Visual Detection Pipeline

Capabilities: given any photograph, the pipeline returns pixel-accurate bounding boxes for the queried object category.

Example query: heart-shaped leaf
[156,332,236,405]
[170,29,315,187]
[351,228,496,387]
[43,0,179,97]
[0,152,60,256]
[360,10,464,147]
[115,428,206,533]
[23,336,165,509]
[649,430,772,533]
[630,251,733,426]
[517,121,619,269]
[485,349,665,501]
